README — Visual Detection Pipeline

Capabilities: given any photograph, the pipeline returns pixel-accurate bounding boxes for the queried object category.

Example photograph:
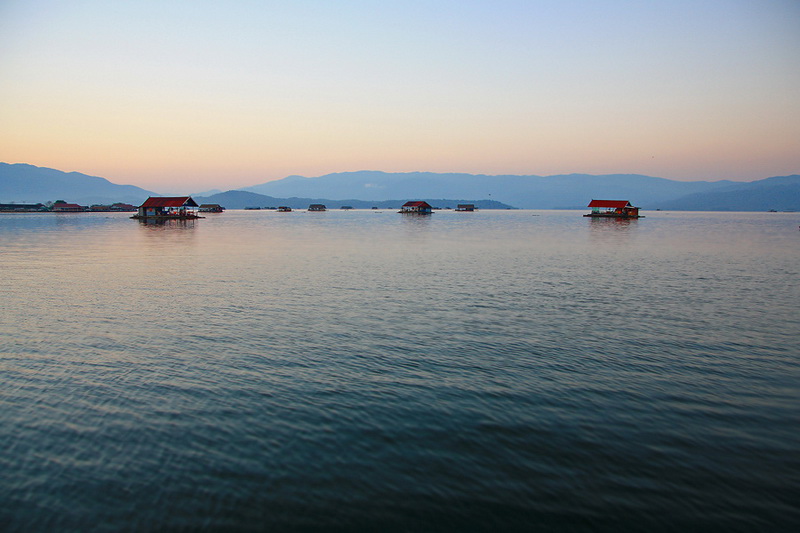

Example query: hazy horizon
[2,1,799,191]
[4,162,794,197]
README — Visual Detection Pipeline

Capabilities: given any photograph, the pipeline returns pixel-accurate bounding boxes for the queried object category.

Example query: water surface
[1,210,798,530]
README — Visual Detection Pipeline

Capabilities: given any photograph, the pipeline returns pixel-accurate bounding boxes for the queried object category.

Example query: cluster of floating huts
[126,197,642,220]
[1,197,642,219]
[0,201,139,213]
[130,198,476,219]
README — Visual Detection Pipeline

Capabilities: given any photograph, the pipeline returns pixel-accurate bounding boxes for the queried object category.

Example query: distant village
[0,200,138,212]
[0,198,480,214]
[1,195,648,219]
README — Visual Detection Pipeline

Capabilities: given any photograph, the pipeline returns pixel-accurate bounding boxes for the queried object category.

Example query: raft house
[52,202,87,212]
[584,200,642,219]
[132,196,203,220]
[308,204,327,211]
[199,203,224,213]
[399,201,433,214]
[455,204,476,212]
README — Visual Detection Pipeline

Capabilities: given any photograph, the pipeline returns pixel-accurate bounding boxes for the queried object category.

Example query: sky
[1,0,799,192]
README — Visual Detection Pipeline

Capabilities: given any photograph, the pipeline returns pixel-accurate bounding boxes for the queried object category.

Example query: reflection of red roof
[140,196,198,208]
[403,201,432,208]
[588,200,632,208]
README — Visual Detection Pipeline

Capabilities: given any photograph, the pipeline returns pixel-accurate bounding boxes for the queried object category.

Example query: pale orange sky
[2,0,799,192]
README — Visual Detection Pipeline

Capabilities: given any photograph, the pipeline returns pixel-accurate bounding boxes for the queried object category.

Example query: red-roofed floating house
[51,202,86,212]
[584,200,642,219]
[132,196,203,220]
[399,201,433,214]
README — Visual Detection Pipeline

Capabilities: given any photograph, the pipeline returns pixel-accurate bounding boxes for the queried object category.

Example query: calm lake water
[1,209,798,531]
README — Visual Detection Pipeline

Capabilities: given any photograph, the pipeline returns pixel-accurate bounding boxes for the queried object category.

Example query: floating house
[199,204,224,213]
[277,206,292,212]
[132,196,202,219]
[455,204,476,212]
[52,202,86,212]
[399,201,433,214]
[584,200,642,219]
[308,204,327,211]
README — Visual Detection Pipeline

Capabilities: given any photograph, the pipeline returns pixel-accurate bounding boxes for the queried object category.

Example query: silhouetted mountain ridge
[193,190,512,210]
[0,163,156,205]
[241,171,723,209]
[652,174,800,211]
[2,163,798,211]
[243,170,800,210]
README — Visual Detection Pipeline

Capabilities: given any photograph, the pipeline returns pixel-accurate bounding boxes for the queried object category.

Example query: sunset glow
[1,0,799,191]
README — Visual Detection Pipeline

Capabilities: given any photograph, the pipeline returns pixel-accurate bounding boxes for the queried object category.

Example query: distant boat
[277,206,292,212]
[244,206,262,210]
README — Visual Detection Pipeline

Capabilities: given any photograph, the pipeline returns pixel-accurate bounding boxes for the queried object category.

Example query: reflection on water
[135,218,199,228]
[1,209,799,530]
[587,216,638,244]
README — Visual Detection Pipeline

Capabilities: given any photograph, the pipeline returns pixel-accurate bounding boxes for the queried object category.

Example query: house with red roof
[399,201,433,214]
[584,200,642,219]
[51,202,86,212]
[133,196,201,219]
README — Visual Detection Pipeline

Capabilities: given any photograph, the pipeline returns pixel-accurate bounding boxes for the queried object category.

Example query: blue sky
[1,0,798,190]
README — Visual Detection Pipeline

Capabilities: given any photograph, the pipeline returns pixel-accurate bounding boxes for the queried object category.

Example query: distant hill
[4,163,798,211]
[241,171,736,209]
[195,190,513,210]
[650,175,800,211]
[0,163,156,205]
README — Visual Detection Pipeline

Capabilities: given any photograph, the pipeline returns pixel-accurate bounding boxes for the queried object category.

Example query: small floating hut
[132,197,203,220]
[199,203,224,213]
[455,204,476,212]
[584,200,642,219]
[399,201,433,214]
[308,204,327,211]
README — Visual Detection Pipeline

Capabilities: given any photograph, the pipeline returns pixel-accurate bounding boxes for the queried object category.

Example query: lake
[1,209,798,531]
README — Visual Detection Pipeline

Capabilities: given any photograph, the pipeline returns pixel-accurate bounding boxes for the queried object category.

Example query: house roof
[403,201,432,208]
[53,203,84,209]
[588,200,633,208]
[140,196,198,208]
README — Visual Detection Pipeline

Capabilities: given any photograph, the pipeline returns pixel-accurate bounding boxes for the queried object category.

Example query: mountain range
[0,163,157,206]
[192,190,512,210]
[241,171,800,211]
[2,163,799,211]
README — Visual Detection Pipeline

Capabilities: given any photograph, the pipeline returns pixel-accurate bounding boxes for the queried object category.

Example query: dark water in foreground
[1,209,798,531]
